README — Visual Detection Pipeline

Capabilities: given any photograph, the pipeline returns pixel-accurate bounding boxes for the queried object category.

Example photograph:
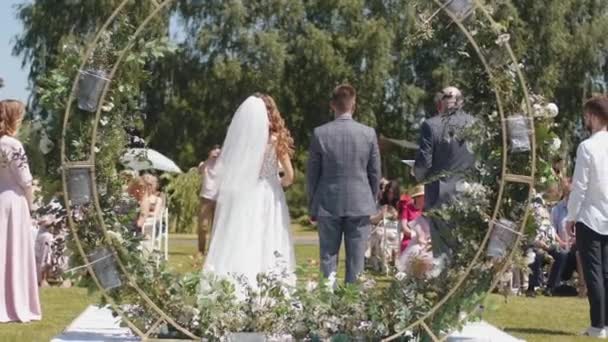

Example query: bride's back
[259,137,280,182]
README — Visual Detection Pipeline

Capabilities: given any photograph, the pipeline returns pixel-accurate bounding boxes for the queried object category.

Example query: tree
[13,0,172,194]
[13,0,608,201]
[158,0,399,166]
[507,0,608,156]
[13,0,164,94]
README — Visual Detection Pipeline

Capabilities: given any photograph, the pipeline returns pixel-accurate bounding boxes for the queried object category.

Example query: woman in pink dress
[0,99,41,323]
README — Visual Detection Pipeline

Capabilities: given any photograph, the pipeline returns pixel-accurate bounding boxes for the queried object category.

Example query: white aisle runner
[54,305,524,341]
[447,321,526,342]
[52,305,139,342]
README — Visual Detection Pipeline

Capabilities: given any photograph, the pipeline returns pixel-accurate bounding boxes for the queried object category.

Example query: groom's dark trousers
[317,216,371,283]
[307,114,381,284]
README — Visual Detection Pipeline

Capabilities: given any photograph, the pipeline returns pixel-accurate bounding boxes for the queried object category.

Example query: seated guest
[34,216,54,287]
[371,180,401,224]
[115,171,140,216]
[138,174,164,239]
[552,157,565,184]
[526,187,559,297]
[34,204,69,288]
[126,177,146,233]
[526,181,577,297]
[126,176,163,236]
[377,177,389,203]
[397,216,434,278]
[398,185,425,253]
[368,180,401,271]
[545,178,578,296]
[119,170,137,192]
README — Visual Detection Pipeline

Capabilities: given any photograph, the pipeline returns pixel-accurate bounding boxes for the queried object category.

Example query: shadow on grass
[503,327,575,337]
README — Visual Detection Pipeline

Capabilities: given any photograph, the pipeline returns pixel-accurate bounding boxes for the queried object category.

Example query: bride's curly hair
[255,93,294,158]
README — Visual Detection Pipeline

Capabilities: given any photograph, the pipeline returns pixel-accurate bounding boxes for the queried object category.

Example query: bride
[202,94,296,291]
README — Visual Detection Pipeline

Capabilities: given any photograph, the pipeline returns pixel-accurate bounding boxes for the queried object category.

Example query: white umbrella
[401,160,415,167]
[120,148,182,173]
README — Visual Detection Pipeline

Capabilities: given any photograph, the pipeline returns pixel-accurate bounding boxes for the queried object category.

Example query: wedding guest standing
[197,145,220,255]
[566,96,608,338]
[413,86,475,257]
[0,99,41,322]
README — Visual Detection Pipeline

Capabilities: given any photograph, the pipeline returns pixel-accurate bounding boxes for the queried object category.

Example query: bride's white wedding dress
[202,96,295,294]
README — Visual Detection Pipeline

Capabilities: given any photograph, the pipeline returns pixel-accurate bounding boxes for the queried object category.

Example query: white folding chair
[381,217,400,274]
[141,196,169,261]
[141,215,158,256]
[163,207,169,261]
[151,197,169,261]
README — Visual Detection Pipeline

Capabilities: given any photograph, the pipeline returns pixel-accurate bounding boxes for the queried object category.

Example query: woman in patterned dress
[0,99,41,322]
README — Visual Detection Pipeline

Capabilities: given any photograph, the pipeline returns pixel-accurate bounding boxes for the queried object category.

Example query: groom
[307,84,381,283]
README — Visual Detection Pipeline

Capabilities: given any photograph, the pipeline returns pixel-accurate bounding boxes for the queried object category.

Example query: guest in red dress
[399,185,425,253]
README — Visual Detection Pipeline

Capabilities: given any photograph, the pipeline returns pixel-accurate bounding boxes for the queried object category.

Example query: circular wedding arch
[59,0,536,340]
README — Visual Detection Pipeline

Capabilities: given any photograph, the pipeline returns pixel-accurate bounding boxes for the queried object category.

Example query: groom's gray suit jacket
[307,115,381,218]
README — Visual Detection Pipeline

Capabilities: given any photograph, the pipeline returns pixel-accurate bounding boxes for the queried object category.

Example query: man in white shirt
[566,96,608,338]
[197,145,221,256]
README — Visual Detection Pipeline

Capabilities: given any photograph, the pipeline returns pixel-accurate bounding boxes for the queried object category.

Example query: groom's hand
[309,216,317,225]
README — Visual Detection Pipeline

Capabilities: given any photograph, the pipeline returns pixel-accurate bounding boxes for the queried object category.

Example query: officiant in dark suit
[414,86,475,257]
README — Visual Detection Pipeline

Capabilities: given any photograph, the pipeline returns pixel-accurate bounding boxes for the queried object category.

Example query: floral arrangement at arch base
[91,94,560,340]
[103,153,500,341]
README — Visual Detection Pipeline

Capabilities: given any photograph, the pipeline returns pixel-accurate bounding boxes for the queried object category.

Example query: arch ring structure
[60,0,535,340]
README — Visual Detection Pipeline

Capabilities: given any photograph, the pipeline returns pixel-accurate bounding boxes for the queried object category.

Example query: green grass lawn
[0,235,595,342]
[483,294,592,342]
[166,239,345,280]
[169,223,318,241]
[292,223,318,237]
[0,287,98,342]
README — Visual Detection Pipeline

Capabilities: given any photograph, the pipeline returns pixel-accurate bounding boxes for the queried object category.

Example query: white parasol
[120,148,182,173]
[401,160,415,167]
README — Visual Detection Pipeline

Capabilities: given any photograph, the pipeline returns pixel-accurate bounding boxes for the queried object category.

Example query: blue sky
[0,1,186,102]
[0,0,30,101]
